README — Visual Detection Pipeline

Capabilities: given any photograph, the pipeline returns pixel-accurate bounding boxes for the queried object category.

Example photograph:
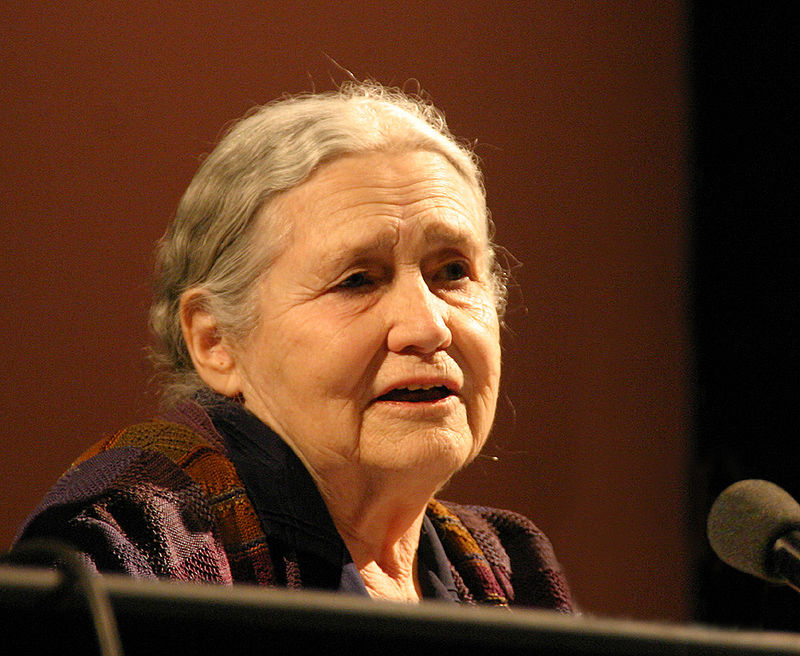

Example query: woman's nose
[385,275,452,355]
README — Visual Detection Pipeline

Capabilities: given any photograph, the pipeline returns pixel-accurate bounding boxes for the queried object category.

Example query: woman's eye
[439,261,470,282]
[338,271,374,290]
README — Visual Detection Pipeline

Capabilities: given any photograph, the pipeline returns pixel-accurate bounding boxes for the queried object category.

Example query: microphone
[707,479,800,591]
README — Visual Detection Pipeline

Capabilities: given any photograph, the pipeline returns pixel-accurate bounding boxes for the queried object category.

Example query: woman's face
[232,150,501,488]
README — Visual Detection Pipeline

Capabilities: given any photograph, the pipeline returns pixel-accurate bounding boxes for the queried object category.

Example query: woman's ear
[180,289,242,397]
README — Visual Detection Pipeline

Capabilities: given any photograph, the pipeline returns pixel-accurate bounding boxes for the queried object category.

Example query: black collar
[207,398,348,566]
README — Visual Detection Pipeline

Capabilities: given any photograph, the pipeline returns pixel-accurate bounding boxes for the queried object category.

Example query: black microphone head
[707,479,800,582]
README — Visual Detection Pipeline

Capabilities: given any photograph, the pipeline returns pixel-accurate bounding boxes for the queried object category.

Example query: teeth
[403,384,439,391]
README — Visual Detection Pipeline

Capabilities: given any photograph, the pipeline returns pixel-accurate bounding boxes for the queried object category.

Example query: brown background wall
[0,2,689,621]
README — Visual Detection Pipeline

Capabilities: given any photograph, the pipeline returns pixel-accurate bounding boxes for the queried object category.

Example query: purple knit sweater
[16,400,574,611]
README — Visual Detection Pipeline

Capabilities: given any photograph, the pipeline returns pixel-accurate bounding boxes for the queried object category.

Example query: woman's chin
[358,429,474,485]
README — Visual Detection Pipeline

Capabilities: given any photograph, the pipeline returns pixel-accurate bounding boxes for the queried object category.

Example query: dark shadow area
[690,3,800,630]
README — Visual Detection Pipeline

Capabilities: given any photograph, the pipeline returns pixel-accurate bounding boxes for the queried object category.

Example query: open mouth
[376,385,454,403]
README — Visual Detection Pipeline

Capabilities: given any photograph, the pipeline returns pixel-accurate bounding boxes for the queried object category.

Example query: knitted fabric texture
[17,416,573,611]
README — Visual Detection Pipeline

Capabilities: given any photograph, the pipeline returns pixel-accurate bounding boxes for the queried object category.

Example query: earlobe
[180,290,242,397]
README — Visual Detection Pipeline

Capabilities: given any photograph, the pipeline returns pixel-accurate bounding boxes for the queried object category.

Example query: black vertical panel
[690,3,800,629]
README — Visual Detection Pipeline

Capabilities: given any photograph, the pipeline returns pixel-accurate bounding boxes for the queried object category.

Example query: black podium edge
[2,564,799,655]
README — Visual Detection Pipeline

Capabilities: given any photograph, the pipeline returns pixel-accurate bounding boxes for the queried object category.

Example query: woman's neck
[318,474,434,602]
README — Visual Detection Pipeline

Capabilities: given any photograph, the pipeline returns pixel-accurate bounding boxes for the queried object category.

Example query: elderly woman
[16,83,572,610]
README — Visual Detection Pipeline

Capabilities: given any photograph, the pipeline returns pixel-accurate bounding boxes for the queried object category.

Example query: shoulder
[432,500,575,612]
[23,422,203,521]
[444,502,559,562]
[16,420,234,581]
[73,419,220,468]
[25,420,222,522]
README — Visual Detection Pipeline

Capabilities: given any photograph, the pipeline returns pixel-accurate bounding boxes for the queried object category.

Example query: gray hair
[149,81,504,405]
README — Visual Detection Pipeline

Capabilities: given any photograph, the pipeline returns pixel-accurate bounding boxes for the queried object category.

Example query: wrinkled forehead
[255,149,489,259]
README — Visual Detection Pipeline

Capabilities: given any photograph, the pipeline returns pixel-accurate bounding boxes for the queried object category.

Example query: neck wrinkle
[319,477,433,598]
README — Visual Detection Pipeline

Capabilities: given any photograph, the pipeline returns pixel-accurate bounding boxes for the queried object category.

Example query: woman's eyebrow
[421,221,483,249]
[316,219,483,273]
[318,231,399,270]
